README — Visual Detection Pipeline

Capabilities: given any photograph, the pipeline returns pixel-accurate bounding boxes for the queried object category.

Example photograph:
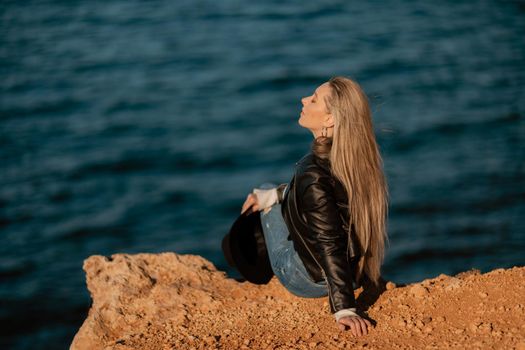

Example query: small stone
[478,292,488,298]
[304,332,314,339]
[423,326,433,333]
[469,322,481,333]
[386,281,396,290]
[422,317,432,325]
[478,322,492,333]
[435,316,446,322]
[308,341,318,348]
[244,339,251,346]
[410,284,429,298]
[444,278,462,291]
[204,336,215,344]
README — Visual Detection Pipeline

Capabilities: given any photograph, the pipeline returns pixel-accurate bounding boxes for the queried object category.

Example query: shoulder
[294,152,334,192]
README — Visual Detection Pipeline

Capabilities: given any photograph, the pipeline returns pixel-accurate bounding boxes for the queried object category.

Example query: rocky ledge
[70,253,525,350]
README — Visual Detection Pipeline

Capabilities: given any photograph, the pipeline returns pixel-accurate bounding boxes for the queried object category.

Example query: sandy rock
[70,253,525,350]
[385,281,396,290]
[444,277,462,291]
[516,342,525,350]
[410,284,429,298]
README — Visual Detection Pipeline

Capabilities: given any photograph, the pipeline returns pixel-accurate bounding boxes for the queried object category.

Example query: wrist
[253,187,278,210]
[334,308,358,322]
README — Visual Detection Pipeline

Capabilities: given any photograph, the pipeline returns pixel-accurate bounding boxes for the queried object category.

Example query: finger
[363,318,373,329]
[352,321,362,337]
[338,318,355,328]
[241,196,255,213]
[350,323,357,337]
[341,319,357,337]
[241,203,252,214]
[351,319,363,337]
[358,319,368,335]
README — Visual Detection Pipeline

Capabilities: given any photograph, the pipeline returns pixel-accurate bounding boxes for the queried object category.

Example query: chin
[298,116,307,128]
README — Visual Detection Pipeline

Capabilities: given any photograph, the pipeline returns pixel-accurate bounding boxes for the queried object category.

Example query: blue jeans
[258,182,328,298]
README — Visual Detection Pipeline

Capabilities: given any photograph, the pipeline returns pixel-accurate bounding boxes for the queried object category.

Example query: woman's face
[298,82,334,136]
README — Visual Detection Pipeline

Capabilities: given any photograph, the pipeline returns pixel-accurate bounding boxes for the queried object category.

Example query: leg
[260,200,328,298]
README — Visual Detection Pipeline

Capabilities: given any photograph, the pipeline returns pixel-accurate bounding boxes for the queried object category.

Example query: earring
[321,127,327,137]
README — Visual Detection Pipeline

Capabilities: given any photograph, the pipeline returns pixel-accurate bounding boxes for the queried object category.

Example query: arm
[251,183,288,213]
[298,173,357,316]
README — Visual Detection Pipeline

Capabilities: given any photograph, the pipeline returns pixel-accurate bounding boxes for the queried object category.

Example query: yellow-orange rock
[70,253,525,349]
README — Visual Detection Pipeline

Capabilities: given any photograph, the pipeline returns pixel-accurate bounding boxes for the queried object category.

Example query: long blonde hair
[312,76,389,286]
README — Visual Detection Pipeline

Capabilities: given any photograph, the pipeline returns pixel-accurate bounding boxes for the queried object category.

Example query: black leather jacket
[278,152,362,314]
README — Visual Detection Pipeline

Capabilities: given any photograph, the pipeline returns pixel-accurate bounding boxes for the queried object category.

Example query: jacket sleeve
[297,172,357,314]
[276,183,288,204]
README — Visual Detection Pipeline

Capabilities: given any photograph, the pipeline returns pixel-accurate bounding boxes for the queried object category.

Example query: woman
[241,76,389,337]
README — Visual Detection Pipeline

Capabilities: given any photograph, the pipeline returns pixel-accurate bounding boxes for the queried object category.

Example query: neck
[311,127,333,139]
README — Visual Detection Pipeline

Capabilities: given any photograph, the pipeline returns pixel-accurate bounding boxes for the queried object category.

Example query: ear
[323,113,335,128]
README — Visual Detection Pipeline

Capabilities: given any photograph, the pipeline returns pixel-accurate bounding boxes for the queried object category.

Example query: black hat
[222,209,274,284]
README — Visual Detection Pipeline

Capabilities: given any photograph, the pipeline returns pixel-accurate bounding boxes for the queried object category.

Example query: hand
[241,193,259,214]
[337,315,373,337]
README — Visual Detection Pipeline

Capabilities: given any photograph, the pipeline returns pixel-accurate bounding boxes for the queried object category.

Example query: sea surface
[1,1,524,348]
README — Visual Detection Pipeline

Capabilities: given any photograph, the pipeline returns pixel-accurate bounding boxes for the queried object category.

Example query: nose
[301,96,307,105]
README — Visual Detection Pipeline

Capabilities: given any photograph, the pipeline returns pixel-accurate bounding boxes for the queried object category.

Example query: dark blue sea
[1,1,524,348]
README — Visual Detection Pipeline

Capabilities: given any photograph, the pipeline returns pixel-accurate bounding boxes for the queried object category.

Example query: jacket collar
[307,151,331,171]
[294,151,332,177]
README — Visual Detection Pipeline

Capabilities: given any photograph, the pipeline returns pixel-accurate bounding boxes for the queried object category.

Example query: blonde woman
[241,76,389,337]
